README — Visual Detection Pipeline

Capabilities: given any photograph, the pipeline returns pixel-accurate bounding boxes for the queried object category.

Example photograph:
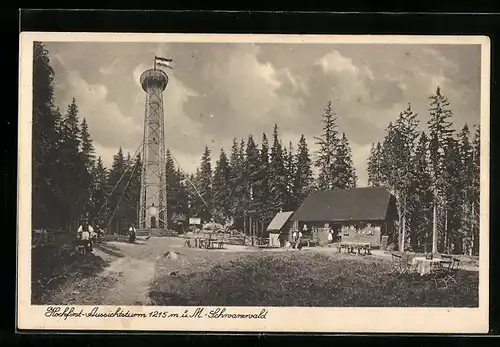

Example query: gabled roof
[291,187,396,222]
[267,211,294,231]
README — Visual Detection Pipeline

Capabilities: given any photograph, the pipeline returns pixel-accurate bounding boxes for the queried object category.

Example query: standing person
[77,219,93,253]
[95,224,103,242]
[128,224,136,243]
[296,228,303,249]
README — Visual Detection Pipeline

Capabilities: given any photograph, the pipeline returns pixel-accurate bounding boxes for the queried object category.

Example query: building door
[151,216,157,228]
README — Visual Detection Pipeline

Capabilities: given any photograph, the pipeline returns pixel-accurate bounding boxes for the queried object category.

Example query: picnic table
[184,236,225,249]
[411,256,452,276]
[337,242,372,255]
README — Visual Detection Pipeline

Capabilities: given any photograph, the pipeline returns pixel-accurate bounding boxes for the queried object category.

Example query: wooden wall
[340,221,383,246]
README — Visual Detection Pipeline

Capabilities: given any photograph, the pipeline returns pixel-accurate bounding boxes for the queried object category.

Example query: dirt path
[46,241,159,305]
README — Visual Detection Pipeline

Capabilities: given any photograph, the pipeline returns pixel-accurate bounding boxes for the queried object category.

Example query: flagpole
[154,56,156,70]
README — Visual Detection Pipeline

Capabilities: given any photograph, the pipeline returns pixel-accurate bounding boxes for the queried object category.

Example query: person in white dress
[77,220,94,252]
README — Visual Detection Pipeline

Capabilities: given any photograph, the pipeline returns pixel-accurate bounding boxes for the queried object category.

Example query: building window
[342,226,350,236]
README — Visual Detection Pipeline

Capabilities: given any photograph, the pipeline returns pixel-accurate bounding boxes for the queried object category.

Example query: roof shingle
[291,187,396,222]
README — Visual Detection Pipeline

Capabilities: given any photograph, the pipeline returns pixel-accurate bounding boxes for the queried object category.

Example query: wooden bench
[337,242,371,255]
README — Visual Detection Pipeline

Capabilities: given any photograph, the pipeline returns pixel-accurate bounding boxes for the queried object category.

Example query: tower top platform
[140,68,169,92]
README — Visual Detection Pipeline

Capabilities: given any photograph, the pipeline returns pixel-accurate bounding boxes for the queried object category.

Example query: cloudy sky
[44,41,481,186]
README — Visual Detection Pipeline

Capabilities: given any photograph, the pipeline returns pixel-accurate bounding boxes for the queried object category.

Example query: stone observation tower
[138,66,169,231]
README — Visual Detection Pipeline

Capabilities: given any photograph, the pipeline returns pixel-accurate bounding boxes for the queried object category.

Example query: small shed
[266,211,294,247]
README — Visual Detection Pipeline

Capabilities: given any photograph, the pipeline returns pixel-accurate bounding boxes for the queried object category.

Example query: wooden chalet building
[290,187,398,248]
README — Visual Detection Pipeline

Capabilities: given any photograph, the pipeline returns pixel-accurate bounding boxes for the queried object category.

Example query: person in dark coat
[128,224,136,243]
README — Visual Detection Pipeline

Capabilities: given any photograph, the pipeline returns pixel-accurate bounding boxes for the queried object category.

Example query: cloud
[318,49,359,74]
[57,68,142,149]
[45,41,481,190]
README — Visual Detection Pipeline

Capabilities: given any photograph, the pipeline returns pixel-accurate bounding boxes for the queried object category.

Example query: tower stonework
[139,68,168,231]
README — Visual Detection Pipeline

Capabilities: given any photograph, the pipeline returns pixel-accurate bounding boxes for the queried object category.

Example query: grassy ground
[150,250,479,307]
[31,244,107,304]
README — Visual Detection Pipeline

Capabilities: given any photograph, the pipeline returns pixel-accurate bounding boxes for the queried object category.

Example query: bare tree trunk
[401,195,406,252]
[432,200,438,254]
[243,211,247,237]
[471,201,475,256]
[250,215,254,246]
[443,209,450,253]
[401,214,406,252]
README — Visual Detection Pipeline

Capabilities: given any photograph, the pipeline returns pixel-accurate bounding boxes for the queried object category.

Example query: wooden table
[337,242,372,255]
[411,256,451,276]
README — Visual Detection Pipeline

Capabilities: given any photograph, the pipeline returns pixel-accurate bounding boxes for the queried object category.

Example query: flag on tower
[155,56,173,69]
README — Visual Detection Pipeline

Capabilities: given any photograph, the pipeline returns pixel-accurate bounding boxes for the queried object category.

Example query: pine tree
[315,101,339,190]
[78,118,95,218]
[122,153,142,228]
[408,132,433,252]
[457,124,474,255]
[284,141,297,210]
[57,98,90,231]
[212,149,232,223]
[32,42,62,228]
[428,86,454,253]
[335,133,357,189]
[80,118,95,170]
[245,135,260,214]
[378,104,419,250]
[106,147,127,233]
[471,125,480,255]
[165,149,181,226]
[442,135,462,253]
[90,156,108,227]
[228,138,245,229]
[254,133,272,225]
[367,142,384,187]
[196,146,213,223]
[293,134,314,206]
[269,124,287,216]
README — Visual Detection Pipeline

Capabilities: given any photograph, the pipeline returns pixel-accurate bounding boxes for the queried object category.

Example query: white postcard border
[17,32,491,333]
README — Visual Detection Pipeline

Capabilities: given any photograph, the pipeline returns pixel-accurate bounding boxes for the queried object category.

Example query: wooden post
[250,215,254,246]
[243,211,247,237]
[444,209,448,254]
[432,200,437,254]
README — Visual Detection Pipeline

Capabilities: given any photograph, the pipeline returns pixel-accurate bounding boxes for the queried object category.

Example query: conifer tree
[284,141,297,210]
[57,98,89,231]
[245,135,261,215]
[378,104,419,250]
[335,133,357,189]
[106,147,127,233]
[428,86,454,253]
[80,118,95,170]
[228,138,245,229]
[255,133,272,224]
[32,42,62,228]
[123,153,142,228]
[471,125,480,255]
[269,124,287,215]
[196,146,213,223]
[367,142,384,187]
[442,135,462,253]
[212,149,232,223]
[293,134,314,206]
[457,124,474,254]
[315,101,339,190]
[408,132,433,251]
[90,156,108,227]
